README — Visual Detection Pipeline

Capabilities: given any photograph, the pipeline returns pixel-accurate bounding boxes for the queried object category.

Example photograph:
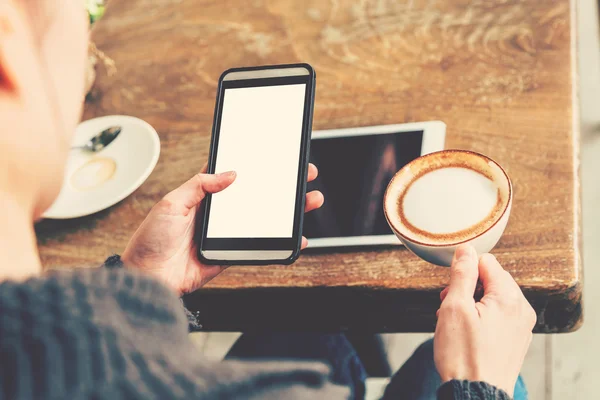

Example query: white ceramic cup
[383,150,512,267]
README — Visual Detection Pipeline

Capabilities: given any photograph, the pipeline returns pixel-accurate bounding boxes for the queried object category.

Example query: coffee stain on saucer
[71,157,117,191]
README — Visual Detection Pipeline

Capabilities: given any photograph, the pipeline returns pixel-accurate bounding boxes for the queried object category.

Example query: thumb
[163,171,236,212]
[446,244,479,301]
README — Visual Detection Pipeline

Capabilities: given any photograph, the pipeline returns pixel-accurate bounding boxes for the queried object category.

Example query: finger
[478,253,511,292]
[163,171,236,212]
[307,163,318,182]
[440,286,450,302]
[305,191,324,212]
[446,244,479,301]
[196,265,228,290]
[442,281,483,303]
[478,254,522,306]
[301,236,308,249]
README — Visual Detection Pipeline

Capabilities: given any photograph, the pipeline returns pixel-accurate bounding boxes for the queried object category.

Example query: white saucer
[43,115,160,219]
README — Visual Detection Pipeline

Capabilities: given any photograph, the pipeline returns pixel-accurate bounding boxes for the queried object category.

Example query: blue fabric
[227,334,527,400]
[382,339,528,400]
[226,333,367,399]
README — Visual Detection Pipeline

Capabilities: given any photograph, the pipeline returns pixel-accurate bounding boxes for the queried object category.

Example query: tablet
[304,121,446,248]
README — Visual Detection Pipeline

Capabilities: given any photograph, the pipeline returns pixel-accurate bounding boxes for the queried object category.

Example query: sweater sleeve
[438,380,512,400]
[0,267,350,399]
[103,254,204,331]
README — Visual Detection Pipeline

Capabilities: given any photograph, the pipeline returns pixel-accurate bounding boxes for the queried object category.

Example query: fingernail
[217,171,236,178]
[456,245,476,262]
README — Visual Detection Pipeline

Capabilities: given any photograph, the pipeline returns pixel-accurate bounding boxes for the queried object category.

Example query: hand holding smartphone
[197,64,316,265]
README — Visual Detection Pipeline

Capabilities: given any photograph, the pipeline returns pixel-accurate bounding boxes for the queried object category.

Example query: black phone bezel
[197,63,316,265]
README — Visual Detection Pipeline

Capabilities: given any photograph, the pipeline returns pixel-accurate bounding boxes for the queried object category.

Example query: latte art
[384,150,511,246]
[399,166,503,243]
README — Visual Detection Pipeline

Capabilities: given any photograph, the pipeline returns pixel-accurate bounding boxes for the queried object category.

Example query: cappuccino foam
[384,150,510,245]
[401,167,500,236]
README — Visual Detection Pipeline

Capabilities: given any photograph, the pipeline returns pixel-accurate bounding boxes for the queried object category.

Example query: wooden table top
[36,0,581,333]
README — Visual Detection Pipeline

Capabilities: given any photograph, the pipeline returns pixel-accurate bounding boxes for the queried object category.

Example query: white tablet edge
[307,235,402,248]
[307,121,446,248]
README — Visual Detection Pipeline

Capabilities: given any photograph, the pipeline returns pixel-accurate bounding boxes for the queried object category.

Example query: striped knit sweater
[0,265,510,399]
[0,267,349,399]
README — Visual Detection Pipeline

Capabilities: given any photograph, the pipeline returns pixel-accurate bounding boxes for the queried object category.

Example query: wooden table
[36,0,581,333]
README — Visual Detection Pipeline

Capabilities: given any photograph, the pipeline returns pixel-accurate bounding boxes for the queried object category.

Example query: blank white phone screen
[206,83,307,238]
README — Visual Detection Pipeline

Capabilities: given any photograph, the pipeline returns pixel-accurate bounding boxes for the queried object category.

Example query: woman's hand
[122,164,324,295]
[434,244,537,396]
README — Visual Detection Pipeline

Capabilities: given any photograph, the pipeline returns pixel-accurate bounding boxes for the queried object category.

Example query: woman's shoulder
[0,266,349,399]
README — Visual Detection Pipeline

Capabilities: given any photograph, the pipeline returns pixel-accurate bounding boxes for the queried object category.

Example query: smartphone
[197,64,316,265]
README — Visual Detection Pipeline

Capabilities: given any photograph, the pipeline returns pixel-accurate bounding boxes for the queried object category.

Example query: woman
[0,1,536,399]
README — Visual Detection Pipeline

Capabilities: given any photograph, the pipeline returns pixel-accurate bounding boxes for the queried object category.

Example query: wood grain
[36,0,581,332]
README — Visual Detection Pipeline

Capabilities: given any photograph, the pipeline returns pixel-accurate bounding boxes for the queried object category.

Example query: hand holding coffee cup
[383,150,512,266]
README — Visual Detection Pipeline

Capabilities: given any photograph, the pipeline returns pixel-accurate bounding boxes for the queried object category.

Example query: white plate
[43,115,160,219]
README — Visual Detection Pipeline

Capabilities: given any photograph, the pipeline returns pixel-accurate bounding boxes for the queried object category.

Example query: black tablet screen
[304,131,423,238]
